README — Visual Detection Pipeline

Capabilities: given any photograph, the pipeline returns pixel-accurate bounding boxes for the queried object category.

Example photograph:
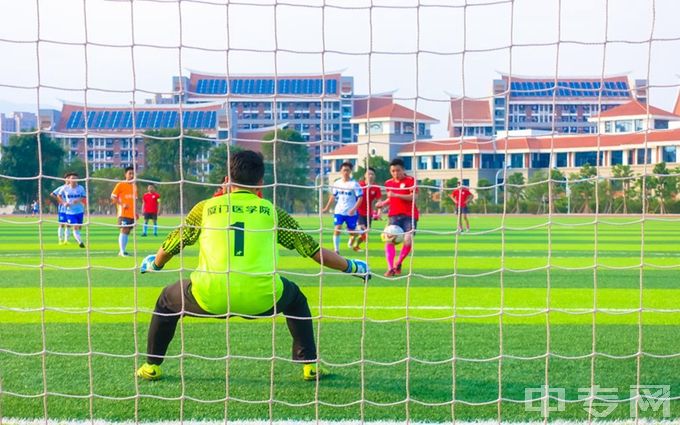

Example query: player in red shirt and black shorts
[450,180,474,233]
[142,184,161,237]
[376,158,419,277]
[353,167,383,251]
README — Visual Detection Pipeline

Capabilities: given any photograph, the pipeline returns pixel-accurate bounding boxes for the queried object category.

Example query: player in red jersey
[142,184,161,237]
[375,158,419,277]
[353,167,383,252]
[450,180,473,233]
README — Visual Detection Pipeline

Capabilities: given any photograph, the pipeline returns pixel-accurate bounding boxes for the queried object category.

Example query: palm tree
[651,162,677,214]
[476,178,493,214]
[570,164,597,213]
[506,172,526,213]
[611,164,634,214]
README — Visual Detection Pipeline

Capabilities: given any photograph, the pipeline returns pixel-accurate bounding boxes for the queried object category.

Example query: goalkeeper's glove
[140,255,163,273]
[344,258,371,280]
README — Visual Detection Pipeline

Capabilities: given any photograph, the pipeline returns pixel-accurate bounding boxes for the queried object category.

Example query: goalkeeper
[136,150,370,382]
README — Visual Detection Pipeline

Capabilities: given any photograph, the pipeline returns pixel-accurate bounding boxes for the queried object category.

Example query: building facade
[449,75,648,137]
[54,102,229,176]
[329,100,680,190]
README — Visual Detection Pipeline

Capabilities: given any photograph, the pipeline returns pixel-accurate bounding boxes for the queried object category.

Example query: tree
[569,164,597,213]
[261,128,312,212]
[0,133,64,208]
[611,164,635,214]
[142,129,213,213]
[207,143,243,189]
[440,177,460,212]
[353,155,391,185]
[90,167,125,214]
[525,170,550,214]
[416,178,439,213]
[506,172,525,213]
[476,178,493,214]
[650,162,677,214]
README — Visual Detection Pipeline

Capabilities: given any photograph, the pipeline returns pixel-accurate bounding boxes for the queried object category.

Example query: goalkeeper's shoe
[136,363,162,381]
[303,363,331,381]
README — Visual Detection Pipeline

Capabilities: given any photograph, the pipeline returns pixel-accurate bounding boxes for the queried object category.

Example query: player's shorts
[333,214,358,230]
[456,206,469,214]
[144,212,158,221]
[389,214,418,233]
[118,216,136,227]
[58,212,68,224]
[66,212,84,225]
[357,214,371,227]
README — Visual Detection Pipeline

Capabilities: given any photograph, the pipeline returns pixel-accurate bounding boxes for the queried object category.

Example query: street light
[494,165,511,205]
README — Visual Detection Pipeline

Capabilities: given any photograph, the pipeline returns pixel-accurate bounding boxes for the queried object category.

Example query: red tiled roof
[397,129,680,154]
[449,97,492,124]
[352,103,439,122]
[398,138,495,154]
[594,100,678,119]
[325,143,358,157]
[352,94,394,117]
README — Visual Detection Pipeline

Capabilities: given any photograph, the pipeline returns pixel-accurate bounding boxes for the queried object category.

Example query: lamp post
[494,165,511,205]
[565,175,571,215]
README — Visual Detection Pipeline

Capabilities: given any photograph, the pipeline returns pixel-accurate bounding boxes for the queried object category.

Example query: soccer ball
[381,224,405,245]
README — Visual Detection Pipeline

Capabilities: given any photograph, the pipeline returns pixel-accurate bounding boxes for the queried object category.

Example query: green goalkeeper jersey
[160,190,321,315]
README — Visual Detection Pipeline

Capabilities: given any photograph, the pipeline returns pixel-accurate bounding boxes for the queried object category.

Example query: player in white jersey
[50,181,70,245]
[322,162,363,254]
[54,172,87,248]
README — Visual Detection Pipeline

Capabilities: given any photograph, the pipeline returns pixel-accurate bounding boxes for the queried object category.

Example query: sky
[0,0,679,137]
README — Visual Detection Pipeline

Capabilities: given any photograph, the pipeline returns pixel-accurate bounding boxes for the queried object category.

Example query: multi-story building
[329,100,680,190]
[1,111,38,146]
[54,101,229,175]
[449,74,648,137]
[174,71,356,175]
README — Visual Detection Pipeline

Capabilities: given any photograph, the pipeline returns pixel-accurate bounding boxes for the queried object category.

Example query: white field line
[2,419,679,425]
[3,305,679,314]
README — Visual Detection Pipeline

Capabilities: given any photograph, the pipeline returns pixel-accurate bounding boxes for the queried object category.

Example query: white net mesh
[1,0,680,423]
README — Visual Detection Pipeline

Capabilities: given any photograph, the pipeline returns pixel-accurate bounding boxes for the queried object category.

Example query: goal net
[0,0,679,423]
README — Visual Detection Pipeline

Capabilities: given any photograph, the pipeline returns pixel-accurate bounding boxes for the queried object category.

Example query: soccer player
[50,179,70,245]
[353,167,382,252]
[141,184,161,237]
[55,172,87,248]
[111,166,137,256]
[450,180,473,233]
[31,200,39,216]
[136,150,370,381]
[321,162,363,254]
[376,158,419,277]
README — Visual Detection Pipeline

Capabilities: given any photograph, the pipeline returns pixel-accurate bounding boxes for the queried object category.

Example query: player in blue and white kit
[50,179,70,245]
[54,172,87,248]
[322,162,363,254]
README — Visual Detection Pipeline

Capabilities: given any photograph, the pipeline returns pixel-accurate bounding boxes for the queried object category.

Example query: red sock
[397,243,412,266]
[385,243,396,270]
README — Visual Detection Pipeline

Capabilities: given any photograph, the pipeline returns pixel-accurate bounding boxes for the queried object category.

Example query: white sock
[333,235,340,252]
[63,227,69,242]
[57,227,63,242]
[73,229,82,244]
[119,233,128,253]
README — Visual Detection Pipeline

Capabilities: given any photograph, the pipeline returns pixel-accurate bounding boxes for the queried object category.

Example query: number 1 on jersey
[231,221,245,256]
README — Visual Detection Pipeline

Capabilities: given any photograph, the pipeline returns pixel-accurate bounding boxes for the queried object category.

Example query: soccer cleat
[136,363,162,381]
[303,363,330,381]
[394,263,402,275]
[118,251,130,257]
[141,233,147,237]
[384,269,396,277]
[79,242,85,248]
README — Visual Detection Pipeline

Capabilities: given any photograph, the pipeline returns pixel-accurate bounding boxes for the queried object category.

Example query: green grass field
[1,214,679,422]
